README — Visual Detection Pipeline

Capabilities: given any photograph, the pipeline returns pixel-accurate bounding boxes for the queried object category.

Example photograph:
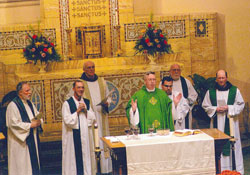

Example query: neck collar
[80,72,98,82]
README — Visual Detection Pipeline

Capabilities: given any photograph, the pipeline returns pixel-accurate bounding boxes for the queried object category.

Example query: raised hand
[131,99,137,113]
[173,93,182,107]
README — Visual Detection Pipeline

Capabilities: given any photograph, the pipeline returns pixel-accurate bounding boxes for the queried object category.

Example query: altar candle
[94,123,100,148]
[229,116,235,137]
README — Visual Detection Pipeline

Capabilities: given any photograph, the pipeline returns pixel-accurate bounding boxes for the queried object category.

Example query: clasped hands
[77,102,87,116]
[30,119,41,128]
[216,105,228,113]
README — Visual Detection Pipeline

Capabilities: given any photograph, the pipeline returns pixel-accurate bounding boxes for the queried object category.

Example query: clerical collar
[215,81,232,91]
[80,72,98,82]
[172,77,180,81]
[146,87,155,92]
[73,95,82,102]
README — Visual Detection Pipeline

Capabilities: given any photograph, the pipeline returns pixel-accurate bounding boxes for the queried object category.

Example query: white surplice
[62,96,96,175]
[159,78,197,128]
[168,90,190,130]
[202,88,245,174]
[85,80,112,174]
[6,100,41,175]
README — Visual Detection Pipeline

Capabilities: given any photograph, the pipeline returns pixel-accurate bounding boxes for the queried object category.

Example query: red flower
[31,48,36,52]
[153,30,157,33]
[157,44,161,48]
[147,42,152,47]
[32,35,37,39]
[138,35,143,39]
[160,34,164,38]
[41,53,46,58]
[143,50,148,54]
[25,35,29,39]
[43,48,48,52]
[145,38,150,43]
[148,24,152,28]
[164,40,168,45]
[50,43,54,47]
[23,48,26,52]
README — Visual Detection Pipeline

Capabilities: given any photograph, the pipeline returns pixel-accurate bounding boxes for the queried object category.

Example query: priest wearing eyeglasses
[161,76,189,130]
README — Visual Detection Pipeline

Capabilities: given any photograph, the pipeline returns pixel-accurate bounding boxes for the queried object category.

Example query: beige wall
[135,0,250,107]
[0,0,40,25]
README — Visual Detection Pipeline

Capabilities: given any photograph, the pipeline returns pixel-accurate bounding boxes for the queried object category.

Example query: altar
[102,128,231,175]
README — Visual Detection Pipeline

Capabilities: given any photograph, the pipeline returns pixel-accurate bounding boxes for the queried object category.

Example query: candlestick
[94,122,100,148]
[229,115,235,137]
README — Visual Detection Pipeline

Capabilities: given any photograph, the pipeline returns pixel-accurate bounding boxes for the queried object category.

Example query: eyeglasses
[171,69,181,72]
[86,66,95,69]
[163,85,173,88]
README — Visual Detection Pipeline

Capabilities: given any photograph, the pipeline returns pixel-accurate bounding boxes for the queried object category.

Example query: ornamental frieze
[0,29,56,50]
[124,20,185,41]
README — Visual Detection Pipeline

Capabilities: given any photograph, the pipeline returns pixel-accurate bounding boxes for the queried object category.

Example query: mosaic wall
[29,80,46,123]
[0,29,56,50]
[124,20,185,42]
[50,73,145,123]
[104,73,145,117]
[51,78,76,122]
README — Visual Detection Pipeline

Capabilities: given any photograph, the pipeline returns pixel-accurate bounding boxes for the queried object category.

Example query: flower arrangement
[219,170,241,175]
[23,32,61,65]
[134,23,173,56]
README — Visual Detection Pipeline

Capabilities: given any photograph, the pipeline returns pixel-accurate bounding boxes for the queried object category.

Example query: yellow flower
[139,45,143,49]
[48,48,52,54]
[141,29,146,33]
[155,39,159,43]
[35,42,41,47]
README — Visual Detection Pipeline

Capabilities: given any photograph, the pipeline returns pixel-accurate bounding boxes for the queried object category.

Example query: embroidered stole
[82,78,109,157]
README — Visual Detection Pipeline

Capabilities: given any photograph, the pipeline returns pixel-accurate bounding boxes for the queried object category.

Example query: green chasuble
[126,85,174,133]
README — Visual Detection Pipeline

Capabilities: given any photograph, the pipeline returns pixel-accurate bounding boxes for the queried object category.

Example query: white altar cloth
[117,132,215,175]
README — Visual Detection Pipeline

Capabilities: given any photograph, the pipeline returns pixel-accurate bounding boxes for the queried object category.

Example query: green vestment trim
[126,86,174,134]
[209,85,237,156]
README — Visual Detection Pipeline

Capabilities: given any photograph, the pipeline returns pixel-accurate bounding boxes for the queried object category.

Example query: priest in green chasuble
[126,71,174,133]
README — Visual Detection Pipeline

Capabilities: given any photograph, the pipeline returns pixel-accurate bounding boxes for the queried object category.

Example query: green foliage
[23,32,61,65]
[189,74,216,105]
[134,23,173,56]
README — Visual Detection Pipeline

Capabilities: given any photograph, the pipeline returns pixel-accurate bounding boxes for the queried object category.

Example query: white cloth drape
[117,133,215,175]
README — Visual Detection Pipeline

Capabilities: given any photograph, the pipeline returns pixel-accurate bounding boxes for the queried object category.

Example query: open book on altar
[173,129,202,137]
